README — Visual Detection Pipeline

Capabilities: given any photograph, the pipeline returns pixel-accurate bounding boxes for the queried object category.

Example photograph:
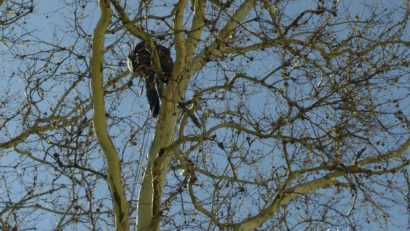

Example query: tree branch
[190,0,256,75]
[90,1,129,230]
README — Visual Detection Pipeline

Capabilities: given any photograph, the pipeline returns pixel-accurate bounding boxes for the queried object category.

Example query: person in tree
[127,41,173,118]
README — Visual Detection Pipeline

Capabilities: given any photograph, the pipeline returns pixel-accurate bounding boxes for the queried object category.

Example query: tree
[0,0,409,230]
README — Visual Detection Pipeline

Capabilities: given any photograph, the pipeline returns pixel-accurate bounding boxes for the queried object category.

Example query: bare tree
[0,0,409,230]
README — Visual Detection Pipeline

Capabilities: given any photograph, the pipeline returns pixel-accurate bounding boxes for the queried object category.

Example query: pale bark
[90,1,129,230]
[136,0,188,228]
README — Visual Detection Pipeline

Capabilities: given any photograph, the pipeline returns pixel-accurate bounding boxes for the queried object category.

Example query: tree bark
[91,1,129,230]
